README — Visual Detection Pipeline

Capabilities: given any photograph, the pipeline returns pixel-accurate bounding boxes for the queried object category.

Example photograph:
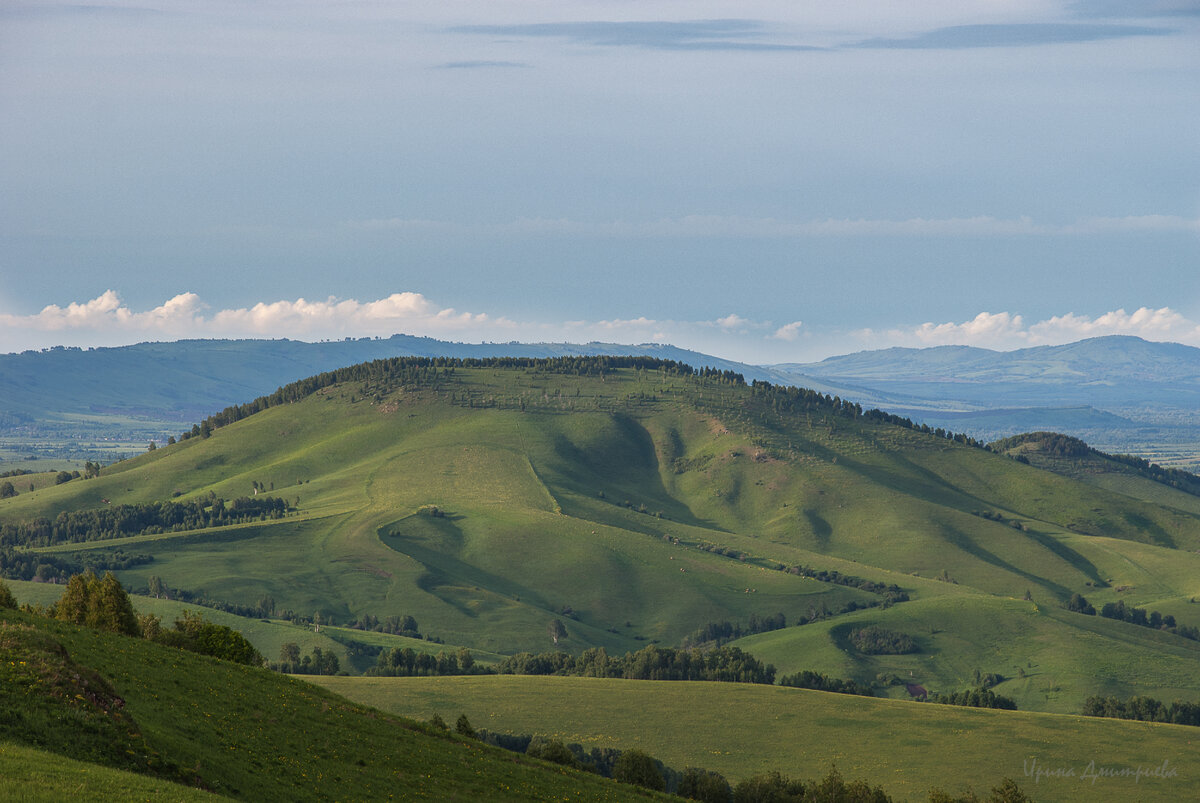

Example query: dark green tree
[612,749,665,791]
[1065,593,1095,615]
[0,580,16,609]
[678,767,731,802]
[88,572,140,636]
[54,571,139,636]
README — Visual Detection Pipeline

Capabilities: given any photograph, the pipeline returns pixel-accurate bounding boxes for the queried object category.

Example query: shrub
[612,749,665,791]
[848,626,918,655]
[154,610,263,665]
[0,580,16,609]
[678,767,731,802]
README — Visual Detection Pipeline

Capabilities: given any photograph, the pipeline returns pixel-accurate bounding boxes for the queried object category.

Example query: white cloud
[716,313,751,330]
[0,290,206,337]
[772,321,805,341]
[911,311,1027,344]
[867,307,1200,351]
[0,290,513,352]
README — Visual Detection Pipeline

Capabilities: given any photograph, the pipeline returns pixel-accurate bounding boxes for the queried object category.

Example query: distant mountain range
[3,333,1199,467]
[772,336,1200,465]
[774,335,1200,410]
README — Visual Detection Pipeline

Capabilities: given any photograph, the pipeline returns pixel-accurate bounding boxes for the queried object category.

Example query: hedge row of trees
[271,643,340,675]
[1068,593,1199,641]
[366,645,480,677]
[1099,599,1197,639]
[778,670,875,697]
[1082,695,1200,727]
[680,613,787,649]
[345,612,421,637]
[920,687,1018,710]
[495,644,776,684]
[0,545,152,583]
[0,496,290,548]
[785,565,910,605]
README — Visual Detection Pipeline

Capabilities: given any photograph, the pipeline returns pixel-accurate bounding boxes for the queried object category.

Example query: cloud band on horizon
[5,292,1200,363]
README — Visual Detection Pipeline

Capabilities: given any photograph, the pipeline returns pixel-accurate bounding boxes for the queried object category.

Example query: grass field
[0,740,232,802]
[309,673,1196,803]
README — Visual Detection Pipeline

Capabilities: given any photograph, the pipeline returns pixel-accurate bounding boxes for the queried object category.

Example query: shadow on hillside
[378,518,551,618]
[940,525,1073,600]
[544,412,727,533]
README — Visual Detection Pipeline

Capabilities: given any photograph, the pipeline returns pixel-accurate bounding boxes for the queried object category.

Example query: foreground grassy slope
[4,359,1200,706]
[0,608,661,801]
[310,674,1194,803]
[0,740,230,803]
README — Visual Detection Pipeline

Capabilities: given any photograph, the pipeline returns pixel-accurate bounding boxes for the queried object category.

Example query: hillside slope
[0,607,659,801]
[3,357,1200,710]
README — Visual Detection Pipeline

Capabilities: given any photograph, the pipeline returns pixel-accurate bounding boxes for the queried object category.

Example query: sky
[1,0,1198,363]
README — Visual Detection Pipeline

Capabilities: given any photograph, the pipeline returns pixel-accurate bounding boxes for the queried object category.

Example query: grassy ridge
[3,362,1200,707]
[309,674,1195,803]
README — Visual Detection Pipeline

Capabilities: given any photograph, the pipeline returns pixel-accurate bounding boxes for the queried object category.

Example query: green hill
[3,357,1200,710]
[0,606,660,801]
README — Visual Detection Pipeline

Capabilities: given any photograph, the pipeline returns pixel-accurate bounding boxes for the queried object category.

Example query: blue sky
[1,1,1198,361]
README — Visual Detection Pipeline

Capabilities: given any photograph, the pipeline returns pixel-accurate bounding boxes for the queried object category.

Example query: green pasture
[309,673,1197,803]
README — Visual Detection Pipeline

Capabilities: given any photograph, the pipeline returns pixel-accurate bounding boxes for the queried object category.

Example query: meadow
[310,673,1196,803]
